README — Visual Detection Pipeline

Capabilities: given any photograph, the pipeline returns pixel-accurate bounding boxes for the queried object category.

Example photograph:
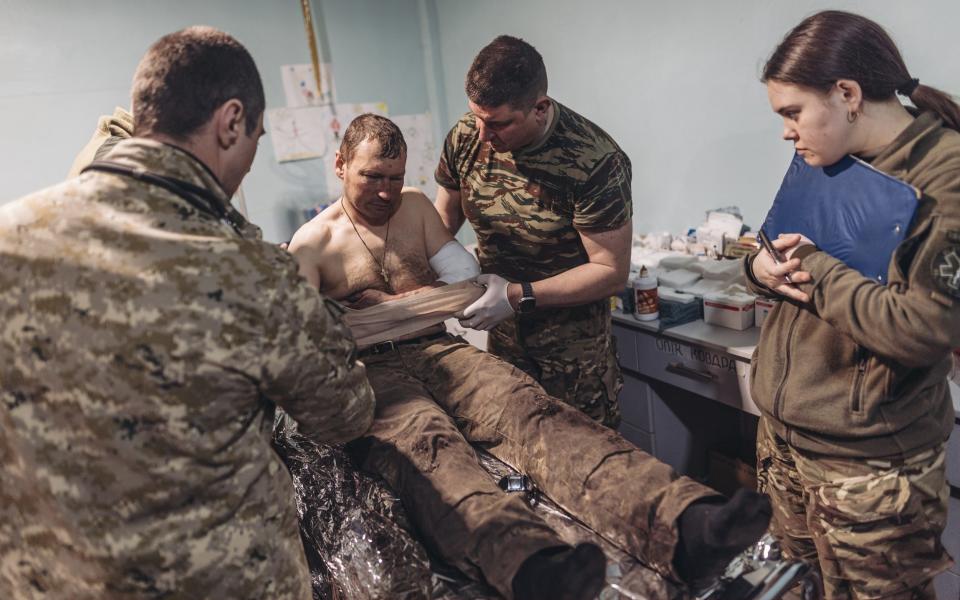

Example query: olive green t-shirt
[436,101,632,281]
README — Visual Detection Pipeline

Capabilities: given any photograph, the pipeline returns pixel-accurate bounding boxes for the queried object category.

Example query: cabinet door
[934,570,959,600]
[946,496,959,577]
[619,373,653,432]
[612,323,639,373]
[618,421,655,455]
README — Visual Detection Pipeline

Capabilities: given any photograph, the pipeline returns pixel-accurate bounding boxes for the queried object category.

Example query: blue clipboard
[761,152,920,283]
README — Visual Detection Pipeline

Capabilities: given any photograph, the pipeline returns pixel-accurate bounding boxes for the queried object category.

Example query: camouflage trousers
[488,299,623,428]
[756,417,953,600]
[349,334,715,599]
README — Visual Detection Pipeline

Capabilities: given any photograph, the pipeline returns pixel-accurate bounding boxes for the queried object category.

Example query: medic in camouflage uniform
[436,35,632,428]
[0,27,373,600]
[748,12,960,599]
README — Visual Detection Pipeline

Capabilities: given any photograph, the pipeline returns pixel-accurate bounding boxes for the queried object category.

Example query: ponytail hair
[910,84,960,131]
[763,10,960,132]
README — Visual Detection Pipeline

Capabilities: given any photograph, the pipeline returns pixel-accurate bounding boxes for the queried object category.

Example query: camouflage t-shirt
[436,100,632,281]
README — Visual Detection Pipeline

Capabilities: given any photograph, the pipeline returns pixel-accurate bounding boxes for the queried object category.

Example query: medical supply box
[703,291,756,330]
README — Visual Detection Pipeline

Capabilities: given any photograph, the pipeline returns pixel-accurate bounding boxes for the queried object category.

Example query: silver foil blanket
[272,414,684,600]
[272,416,433,599]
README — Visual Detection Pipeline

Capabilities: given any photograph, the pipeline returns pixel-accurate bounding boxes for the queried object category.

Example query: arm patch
[931,245,960,299]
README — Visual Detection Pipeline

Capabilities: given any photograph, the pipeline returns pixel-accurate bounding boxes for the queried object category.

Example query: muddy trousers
[488,301,623,429]
[350,334,715,599]
[757,417,953,600]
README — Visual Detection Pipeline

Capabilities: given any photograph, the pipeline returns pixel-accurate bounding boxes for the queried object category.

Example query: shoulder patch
[931,246,960,298]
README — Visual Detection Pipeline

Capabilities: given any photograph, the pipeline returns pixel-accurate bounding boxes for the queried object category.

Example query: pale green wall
[0,0,436,241]
[3,1,959,240]
[430,0,960,235]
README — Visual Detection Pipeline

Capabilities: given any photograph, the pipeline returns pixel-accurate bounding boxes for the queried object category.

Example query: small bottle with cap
[633,266,659,321]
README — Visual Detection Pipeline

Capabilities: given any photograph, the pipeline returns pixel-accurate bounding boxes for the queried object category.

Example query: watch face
[518,296,536,313]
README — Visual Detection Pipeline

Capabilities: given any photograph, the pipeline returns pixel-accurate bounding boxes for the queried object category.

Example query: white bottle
[633,266,659,321]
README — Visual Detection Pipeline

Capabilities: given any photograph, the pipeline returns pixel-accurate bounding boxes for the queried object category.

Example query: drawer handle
[666,362,717,382]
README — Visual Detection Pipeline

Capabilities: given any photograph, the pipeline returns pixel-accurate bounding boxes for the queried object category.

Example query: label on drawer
[638,331,748,410]
[655,338,684,357]
[654,338,736,372]
[690,346,738,372]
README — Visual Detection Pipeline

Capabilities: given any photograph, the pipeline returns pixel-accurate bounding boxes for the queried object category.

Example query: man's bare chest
[325,231,434,299]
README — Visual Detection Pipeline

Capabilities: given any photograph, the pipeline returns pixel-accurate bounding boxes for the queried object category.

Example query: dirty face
[336,138,406,225]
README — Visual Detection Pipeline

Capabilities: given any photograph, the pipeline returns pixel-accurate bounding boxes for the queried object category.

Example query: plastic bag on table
[272,414,433,600]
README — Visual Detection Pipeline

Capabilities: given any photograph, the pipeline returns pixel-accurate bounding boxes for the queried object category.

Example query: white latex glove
[459,274,514,330]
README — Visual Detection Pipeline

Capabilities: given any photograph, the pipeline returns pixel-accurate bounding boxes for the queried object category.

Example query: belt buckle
[373,340,397,355]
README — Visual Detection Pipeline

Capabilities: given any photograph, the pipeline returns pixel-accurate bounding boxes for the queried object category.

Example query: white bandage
[430,240,480,284]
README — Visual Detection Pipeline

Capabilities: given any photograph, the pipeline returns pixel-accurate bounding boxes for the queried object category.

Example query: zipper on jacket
[772,305,802,421]
[851,348,868,413]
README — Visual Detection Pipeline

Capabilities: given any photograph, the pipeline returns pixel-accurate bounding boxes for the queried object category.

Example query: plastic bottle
[633,266,659,321]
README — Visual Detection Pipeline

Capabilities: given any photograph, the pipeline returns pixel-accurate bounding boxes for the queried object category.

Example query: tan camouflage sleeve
[259,270,375,445]
[573,151,633,232]
[435,123,462,191]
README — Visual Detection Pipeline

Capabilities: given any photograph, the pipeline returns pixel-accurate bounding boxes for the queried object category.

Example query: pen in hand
[758,229,793,284]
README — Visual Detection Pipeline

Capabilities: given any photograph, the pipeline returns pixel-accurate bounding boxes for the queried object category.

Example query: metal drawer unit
[612,323,639,372]
[614,322,656,455]
[935,570,959,600]
[945,496,960,577]
[619,373,653,431]
[617,373,655,455]
[618,420,655,456]
[632,328,758,414]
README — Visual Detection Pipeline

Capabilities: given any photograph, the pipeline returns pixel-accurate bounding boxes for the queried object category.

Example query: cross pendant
[381,267,390,285]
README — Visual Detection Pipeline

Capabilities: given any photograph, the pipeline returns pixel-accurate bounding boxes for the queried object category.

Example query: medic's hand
[459,274,514,330]
[751,233,814,303]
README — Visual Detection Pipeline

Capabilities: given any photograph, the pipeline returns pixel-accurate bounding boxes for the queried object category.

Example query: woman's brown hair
[763,10,960,131]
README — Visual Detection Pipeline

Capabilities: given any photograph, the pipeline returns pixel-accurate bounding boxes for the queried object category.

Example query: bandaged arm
[343,280,485,347]
[430,240,480,284]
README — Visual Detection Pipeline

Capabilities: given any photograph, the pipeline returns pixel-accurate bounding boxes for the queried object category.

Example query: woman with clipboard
[745,11,960,599]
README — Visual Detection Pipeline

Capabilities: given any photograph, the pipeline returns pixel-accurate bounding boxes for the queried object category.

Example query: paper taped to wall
[266,106,329,162]
[281,63,336,107]
[392,113,439,200]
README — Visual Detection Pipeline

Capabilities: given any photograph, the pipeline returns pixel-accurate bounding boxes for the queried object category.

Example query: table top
[611,310,959,418]
[611,311,759,360]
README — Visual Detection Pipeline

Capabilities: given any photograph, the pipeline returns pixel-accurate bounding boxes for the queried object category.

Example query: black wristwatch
[517,281,537,314]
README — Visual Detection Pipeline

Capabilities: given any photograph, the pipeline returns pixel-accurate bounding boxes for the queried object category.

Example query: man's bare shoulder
[289,207,342,253]
[400,187,434,213]
[400,187,454,253]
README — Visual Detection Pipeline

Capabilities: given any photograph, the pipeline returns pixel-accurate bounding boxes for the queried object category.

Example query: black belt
[357,331,448,358]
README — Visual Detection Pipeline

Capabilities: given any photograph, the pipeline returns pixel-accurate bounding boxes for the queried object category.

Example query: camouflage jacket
[436,100,632,282]
[0,139,374,599]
